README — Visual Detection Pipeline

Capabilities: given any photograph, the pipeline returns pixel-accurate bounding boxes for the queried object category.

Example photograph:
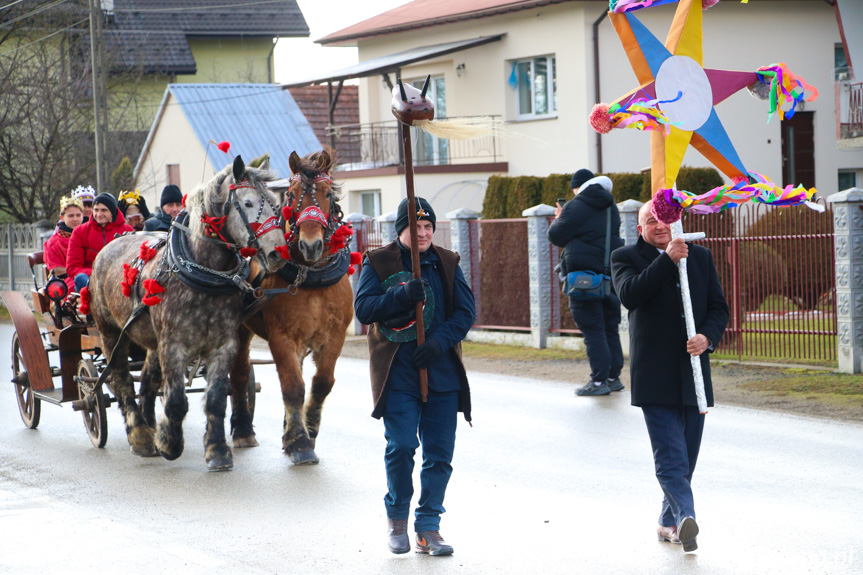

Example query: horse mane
[186,162,280,237]
[295,149,343,201]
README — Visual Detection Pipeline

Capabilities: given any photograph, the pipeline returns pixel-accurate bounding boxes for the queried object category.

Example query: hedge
[482,175,512,219]
[506,176,544,218]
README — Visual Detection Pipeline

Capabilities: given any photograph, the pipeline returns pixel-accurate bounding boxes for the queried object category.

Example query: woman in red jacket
[43,195,85,293]
[67,192,134,292]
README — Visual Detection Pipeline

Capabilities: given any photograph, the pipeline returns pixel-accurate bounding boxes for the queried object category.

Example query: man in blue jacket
[355,197,476,557]
[548,169,625,396]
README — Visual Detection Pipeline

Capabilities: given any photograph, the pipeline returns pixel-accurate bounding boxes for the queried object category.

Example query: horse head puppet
[284,148,351,264]
[187,155,287,273]
[392,75,434,126]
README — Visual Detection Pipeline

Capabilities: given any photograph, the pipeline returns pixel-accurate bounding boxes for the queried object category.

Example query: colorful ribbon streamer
[661,171,822,213]
[754,63,819,123]
[591,91,682,135]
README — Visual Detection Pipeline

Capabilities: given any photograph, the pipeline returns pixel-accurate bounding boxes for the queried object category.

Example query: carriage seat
[27,251,52,313]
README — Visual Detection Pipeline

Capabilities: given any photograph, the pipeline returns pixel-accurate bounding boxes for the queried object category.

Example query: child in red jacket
[43,195,85,294]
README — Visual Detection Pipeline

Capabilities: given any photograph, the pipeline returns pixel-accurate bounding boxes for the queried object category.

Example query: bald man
[610,200,728,552]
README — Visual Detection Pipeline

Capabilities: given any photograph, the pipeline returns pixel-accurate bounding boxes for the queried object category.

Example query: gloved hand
[402,278,428,305]
[381,307,416,329]
[413,338,443,369]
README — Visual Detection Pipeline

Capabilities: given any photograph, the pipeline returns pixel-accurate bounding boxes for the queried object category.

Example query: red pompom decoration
[702,0,719,8]
[282,206,293,221]
[348,265,355,275]
[589,103,613,134]
[651,190,683,225]
[275,244,292,260]
[78,286,90,315]
[182,194,187,207]
[326,224,354,254]
[216,140,231,154]
[350,251,362,265]
[731,175,749,186]
[142,294,162,306]
[240,246,258,258]
[139,242,158,262]
[142,278,165,306]
[121,263,139,298]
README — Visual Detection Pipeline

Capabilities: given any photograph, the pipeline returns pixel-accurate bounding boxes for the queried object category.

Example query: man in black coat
[144,185,183,232]
[548,169,625,396]
[610,200,729,553]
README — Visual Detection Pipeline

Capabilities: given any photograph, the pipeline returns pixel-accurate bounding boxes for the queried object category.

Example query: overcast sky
[274,0,412,84]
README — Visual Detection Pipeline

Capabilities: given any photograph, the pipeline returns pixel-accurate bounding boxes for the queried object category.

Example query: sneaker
[607,378,625,392]
[415,531,453,556]
[575,381,611,396]
[387,518,410,554]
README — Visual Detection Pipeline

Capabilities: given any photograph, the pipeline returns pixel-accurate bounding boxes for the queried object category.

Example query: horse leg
[270,334,317,465]
[230,326,258,448]
[138,351,161,430]
[154,349,188,461]
[305,335,344,450]
[202,345,235,471]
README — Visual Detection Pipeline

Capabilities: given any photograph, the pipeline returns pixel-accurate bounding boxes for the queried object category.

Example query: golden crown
[59,195,84,213]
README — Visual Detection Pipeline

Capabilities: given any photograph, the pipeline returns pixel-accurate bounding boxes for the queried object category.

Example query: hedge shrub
[505,176,543,218]
[482,175,512,219]
[541,174,572,208]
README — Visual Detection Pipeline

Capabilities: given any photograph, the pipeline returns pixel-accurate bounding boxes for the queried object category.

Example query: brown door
[781,111,815,188]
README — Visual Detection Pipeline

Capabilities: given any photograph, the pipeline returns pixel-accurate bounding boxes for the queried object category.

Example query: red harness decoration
[123,240,163,303]
[121,263,138,297]
[201,213,231,244]
[348,251,362,275]
[78,286,90,315]
[275,244,291,261]
[295,206,329,228]
[142,278,165,306]
[327,224,354,254]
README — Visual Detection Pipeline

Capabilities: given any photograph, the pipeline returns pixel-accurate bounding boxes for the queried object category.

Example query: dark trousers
[383,388,458,532]
[568,293,624,382]
[641,405,705,528]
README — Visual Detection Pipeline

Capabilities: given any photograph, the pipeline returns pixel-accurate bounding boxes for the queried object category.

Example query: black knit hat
[93,192,118,221]
[160,184,183,207]
[395,196,436,236]
[570,169,595,190]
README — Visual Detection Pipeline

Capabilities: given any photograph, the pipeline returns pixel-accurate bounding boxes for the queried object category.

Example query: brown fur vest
[365,241,471,421]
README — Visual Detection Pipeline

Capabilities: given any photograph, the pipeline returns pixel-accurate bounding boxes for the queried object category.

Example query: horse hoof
[232,434,259,448]
[130,443,159,457]
[207,456,234,472]
[289,448,319,465]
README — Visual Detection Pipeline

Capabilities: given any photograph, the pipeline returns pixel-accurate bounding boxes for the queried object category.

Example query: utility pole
[88,0,108,193]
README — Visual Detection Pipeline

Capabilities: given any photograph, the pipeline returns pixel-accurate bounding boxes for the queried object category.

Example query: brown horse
[230,148,354,464]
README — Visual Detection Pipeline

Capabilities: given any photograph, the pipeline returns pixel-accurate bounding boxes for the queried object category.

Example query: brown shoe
[657,525,680,544]
[415,531,453,556]
[677,516,699,552]
[387,518,410,554]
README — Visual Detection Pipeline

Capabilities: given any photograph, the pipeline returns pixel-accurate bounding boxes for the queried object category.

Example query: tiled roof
[288,85,359,145]
[318,0,573,46]
[137,84,321,178]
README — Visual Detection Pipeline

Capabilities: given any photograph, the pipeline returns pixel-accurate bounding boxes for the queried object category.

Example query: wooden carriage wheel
[11,332,41,429]
[77,359,108,448]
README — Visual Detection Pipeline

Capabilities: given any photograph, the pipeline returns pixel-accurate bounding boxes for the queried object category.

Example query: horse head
[285,148,346,264]
[391,75,435,126]
[187,155,287,273]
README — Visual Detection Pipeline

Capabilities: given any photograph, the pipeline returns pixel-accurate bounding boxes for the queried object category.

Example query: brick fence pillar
[618,199,643,246]
[377,210,398,245]
[827,187,863,374]
[523,204,555,348]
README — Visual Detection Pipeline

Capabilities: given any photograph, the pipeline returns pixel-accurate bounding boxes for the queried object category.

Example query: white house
[285,0,863,219]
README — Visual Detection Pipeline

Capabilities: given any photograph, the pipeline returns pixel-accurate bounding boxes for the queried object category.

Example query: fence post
[618,199,643,246]
[346,212,368,336]
[523,204,555,349]
[446,207,480,287]
[827,188,863,374]
[377,210,398,245]
[7,225,14,291]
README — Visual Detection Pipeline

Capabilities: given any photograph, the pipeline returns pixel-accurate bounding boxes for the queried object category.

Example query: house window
[838,170,857,191]
[166,164,180,186]
[360,190,381,218]
[835,44,850,81]
[409,75,448,165]
[513,55,557,119]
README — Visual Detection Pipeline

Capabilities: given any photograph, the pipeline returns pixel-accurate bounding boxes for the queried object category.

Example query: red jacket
[43,224,76,292]
[66,213,134,278]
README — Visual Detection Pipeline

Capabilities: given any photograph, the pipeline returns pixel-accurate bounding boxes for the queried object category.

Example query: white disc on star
[655,55,713,131]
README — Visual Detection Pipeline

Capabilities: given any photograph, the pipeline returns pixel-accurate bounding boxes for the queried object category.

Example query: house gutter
[593,9,607,173]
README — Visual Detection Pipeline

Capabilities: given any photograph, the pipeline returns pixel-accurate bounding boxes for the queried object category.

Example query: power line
[0,16,87,55]
[0,0,72,29]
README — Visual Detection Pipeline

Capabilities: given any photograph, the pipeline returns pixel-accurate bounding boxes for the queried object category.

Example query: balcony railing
[328,115,503,171]
[838,78,863,141]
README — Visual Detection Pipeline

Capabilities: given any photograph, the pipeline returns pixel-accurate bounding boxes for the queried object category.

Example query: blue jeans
[642,405,705,528]
[74,273,90,292]
[568,293,624,382]
[382,387,458,532]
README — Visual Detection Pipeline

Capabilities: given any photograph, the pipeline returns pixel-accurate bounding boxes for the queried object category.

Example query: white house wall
[351,0,863,200]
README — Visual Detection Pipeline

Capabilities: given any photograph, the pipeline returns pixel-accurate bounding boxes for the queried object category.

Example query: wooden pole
[401,123,428,402]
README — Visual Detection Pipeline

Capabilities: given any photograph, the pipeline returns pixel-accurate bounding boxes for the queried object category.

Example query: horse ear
[315,148,334,173]
[233,155,245,182]
[289,151,301,174]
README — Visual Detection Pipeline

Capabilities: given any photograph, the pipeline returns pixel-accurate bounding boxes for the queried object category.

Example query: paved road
[1,321,862,575]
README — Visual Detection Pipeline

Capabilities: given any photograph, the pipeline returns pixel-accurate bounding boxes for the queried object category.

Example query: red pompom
[282,206,293,221]
[275,244,291,260]
[142,278,165,294]
[326,224,354,254]
[182,194,187,208]
[121,263,139,298]
[216,140,231,154]
[78,286,90,315]
[142,294,162,306]
[240,246,258,257]
[651,190,683,225]
[731,175,749,186]
[139,242,158,262]
[350,251,362,265]
[348,265,356,275]
[702,0,719,8]
[589,103,613,134]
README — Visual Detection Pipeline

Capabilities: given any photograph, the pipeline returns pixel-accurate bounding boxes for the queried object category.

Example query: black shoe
[387,518,410,554]
[607,378,624,392]
[575,381,611,396]
[415,531,453,556]
[678,516,699,552]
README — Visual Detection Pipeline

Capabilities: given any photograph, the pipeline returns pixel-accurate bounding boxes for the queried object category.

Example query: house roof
[282,35,504,88]
[135,84,321,179]
[288,85,360,144]
[318,0,573,46]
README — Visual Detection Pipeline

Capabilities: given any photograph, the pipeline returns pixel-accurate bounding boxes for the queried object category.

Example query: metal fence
[1,223,47,292]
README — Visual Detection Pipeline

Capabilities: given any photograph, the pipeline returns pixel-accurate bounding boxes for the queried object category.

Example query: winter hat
[93,192,118,221]
[160,184,183,207]
[570,169,595,190]
[395,197,436,236]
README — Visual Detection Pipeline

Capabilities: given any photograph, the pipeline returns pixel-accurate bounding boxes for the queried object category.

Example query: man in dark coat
[610,200,729,553]
[355,197,475,557]
[144,184,183,232]
[548,169,625,396]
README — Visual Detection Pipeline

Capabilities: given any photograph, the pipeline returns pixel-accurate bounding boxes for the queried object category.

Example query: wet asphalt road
[1,321,862,575]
